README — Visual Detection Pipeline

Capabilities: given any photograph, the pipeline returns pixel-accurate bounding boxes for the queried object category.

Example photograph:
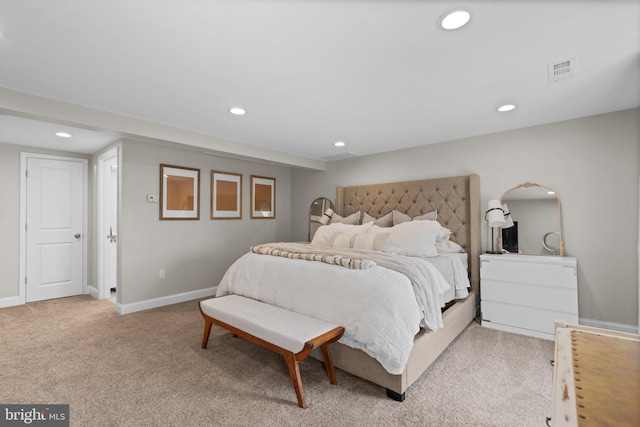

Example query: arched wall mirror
[309,197,334,241]
[500,183,564,256]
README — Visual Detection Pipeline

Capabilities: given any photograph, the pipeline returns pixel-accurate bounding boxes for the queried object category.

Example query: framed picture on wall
[211,171,242,220]
[160,164,200,220]
[250,175,275,219]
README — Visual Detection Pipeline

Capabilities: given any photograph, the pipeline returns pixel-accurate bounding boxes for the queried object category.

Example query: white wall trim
[0,296,24,309]
[116,287,216,315]
[97,146,119,300]
[579,317,639,335]
[87,285,99,299]
[18,153,28,307]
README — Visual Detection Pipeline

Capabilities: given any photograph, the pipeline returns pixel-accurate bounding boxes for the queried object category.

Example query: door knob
[74,233,81,239]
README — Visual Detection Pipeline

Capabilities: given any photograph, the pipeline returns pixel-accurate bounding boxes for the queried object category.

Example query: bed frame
[328,174,481,401]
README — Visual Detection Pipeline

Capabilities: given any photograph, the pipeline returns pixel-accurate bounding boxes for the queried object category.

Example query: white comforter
[216,247,456,374]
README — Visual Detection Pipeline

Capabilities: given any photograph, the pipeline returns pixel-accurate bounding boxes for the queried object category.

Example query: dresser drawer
[482,301,578,336]
[481,258,576,288]
[482,279,578,313]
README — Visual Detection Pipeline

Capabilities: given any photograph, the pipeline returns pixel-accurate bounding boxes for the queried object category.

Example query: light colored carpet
[0,295,554,426]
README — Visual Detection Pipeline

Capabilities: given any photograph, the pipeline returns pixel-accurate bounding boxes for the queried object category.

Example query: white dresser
[480,254,578,340]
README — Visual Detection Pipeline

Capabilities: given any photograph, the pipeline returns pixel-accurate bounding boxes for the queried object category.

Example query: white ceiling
[0,0,638,163]
[0,115,121,154]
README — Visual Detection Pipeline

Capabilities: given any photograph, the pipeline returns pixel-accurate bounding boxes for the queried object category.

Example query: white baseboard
[579,317,639,335]
[0,295,25,309]
[87,285,99,299]
[116,287,217,315]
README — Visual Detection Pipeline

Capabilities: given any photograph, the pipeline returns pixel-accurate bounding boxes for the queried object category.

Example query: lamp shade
[486,200,506,227]
[502,203,514,228]
[319,208,333,225]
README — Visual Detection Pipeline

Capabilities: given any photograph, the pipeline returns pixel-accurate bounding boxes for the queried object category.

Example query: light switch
[147,194,159,203]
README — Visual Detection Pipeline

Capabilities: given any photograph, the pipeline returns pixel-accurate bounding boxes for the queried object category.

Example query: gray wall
[0,138,291,307]
[291,108,640,327]
[116,139,292,304]
[2,108,638,327]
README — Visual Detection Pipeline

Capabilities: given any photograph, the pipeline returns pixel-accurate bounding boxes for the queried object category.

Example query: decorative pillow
[330,232,391,251]
[392,210,412,225]
[384,220,441,257]
[438,227,452,241]
[329,211,360,225]
[436,239,464,253]
[310,222,372,246]
[413,210,438,221]
[392,209,437,225]
[363,211,393,227]
[330,233,355,249]
[366,224,385,234]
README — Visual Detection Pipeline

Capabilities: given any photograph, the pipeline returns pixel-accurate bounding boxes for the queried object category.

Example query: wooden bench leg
[201,318,213,349]
[284,352,307,409]
[320,343,338,385]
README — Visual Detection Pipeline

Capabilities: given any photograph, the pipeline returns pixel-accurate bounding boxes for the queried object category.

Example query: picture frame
[250,175,275,219]
[160,164,200,220]
[211,171,242,220]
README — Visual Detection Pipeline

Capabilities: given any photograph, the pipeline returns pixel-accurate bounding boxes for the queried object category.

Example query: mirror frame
[309,197,334,241]
[500,182,565,257]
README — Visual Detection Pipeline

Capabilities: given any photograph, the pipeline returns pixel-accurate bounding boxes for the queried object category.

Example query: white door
[102,152,118,299]
[25,156,86,302]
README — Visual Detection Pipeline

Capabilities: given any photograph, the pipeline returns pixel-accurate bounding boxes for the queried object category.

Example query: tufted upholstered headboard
[335,174,480,292]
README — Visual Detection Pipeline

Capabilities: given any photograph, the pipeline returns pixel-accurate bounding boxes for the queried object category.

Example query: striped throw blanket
[251,242,377,270]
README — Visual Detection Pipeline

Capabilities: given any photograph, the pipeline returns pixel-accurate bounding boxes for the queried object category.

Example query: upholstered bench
[199,295,345,408]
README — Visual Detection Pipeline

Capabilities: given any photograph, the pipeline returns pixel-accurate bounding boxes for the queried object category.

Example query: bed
[216,174,481,401]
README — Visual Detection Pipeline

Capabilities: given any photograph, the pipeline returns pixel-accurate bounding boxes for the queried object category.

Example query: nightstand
[480,254,578,340]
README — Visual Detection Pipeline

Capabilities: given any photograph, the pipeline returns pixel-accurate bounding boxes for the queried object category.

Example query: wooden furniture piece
[480,254,578,340]
[551,323,640,426]
[328,174,481,401]
[199,295,345,409]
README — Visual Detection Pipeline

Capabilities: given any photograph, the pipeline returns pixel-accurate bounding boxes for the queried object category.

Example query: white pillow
[366,224,386,234]
[436,239,464,253]
[384,220,441,257]
[330,232,391,251]
[310,222,372,246]
[329,211,360,225]
[438,227,452,242]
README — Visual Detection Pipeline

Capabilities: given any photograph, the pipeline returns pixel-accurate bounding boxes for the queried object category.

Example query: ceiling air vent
[548,57,576,83]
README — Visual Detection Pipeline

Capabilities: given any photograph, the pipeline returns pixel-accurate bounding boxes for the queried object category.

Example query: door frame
[97,146,119,300]
[19,152,89,304]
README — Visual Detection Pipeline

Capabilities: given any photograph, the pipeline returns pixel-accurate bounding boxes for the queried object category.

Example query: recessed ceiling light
[229,107,246,115]
[497,104,516,112]
[334,141,346,147]
[55,132,72,138]
[547,191,556,195]
[438,9,471,30]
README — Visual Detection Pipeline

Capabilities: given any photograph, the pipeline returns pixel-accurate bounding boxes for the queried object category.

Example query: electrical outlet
[159,269,165,279]
[147,194,159,203]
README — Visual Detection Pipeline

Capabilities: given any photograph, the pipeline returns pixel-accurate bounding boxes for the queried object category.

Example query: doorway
[20,153,88,303]
[98,147,119,302]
